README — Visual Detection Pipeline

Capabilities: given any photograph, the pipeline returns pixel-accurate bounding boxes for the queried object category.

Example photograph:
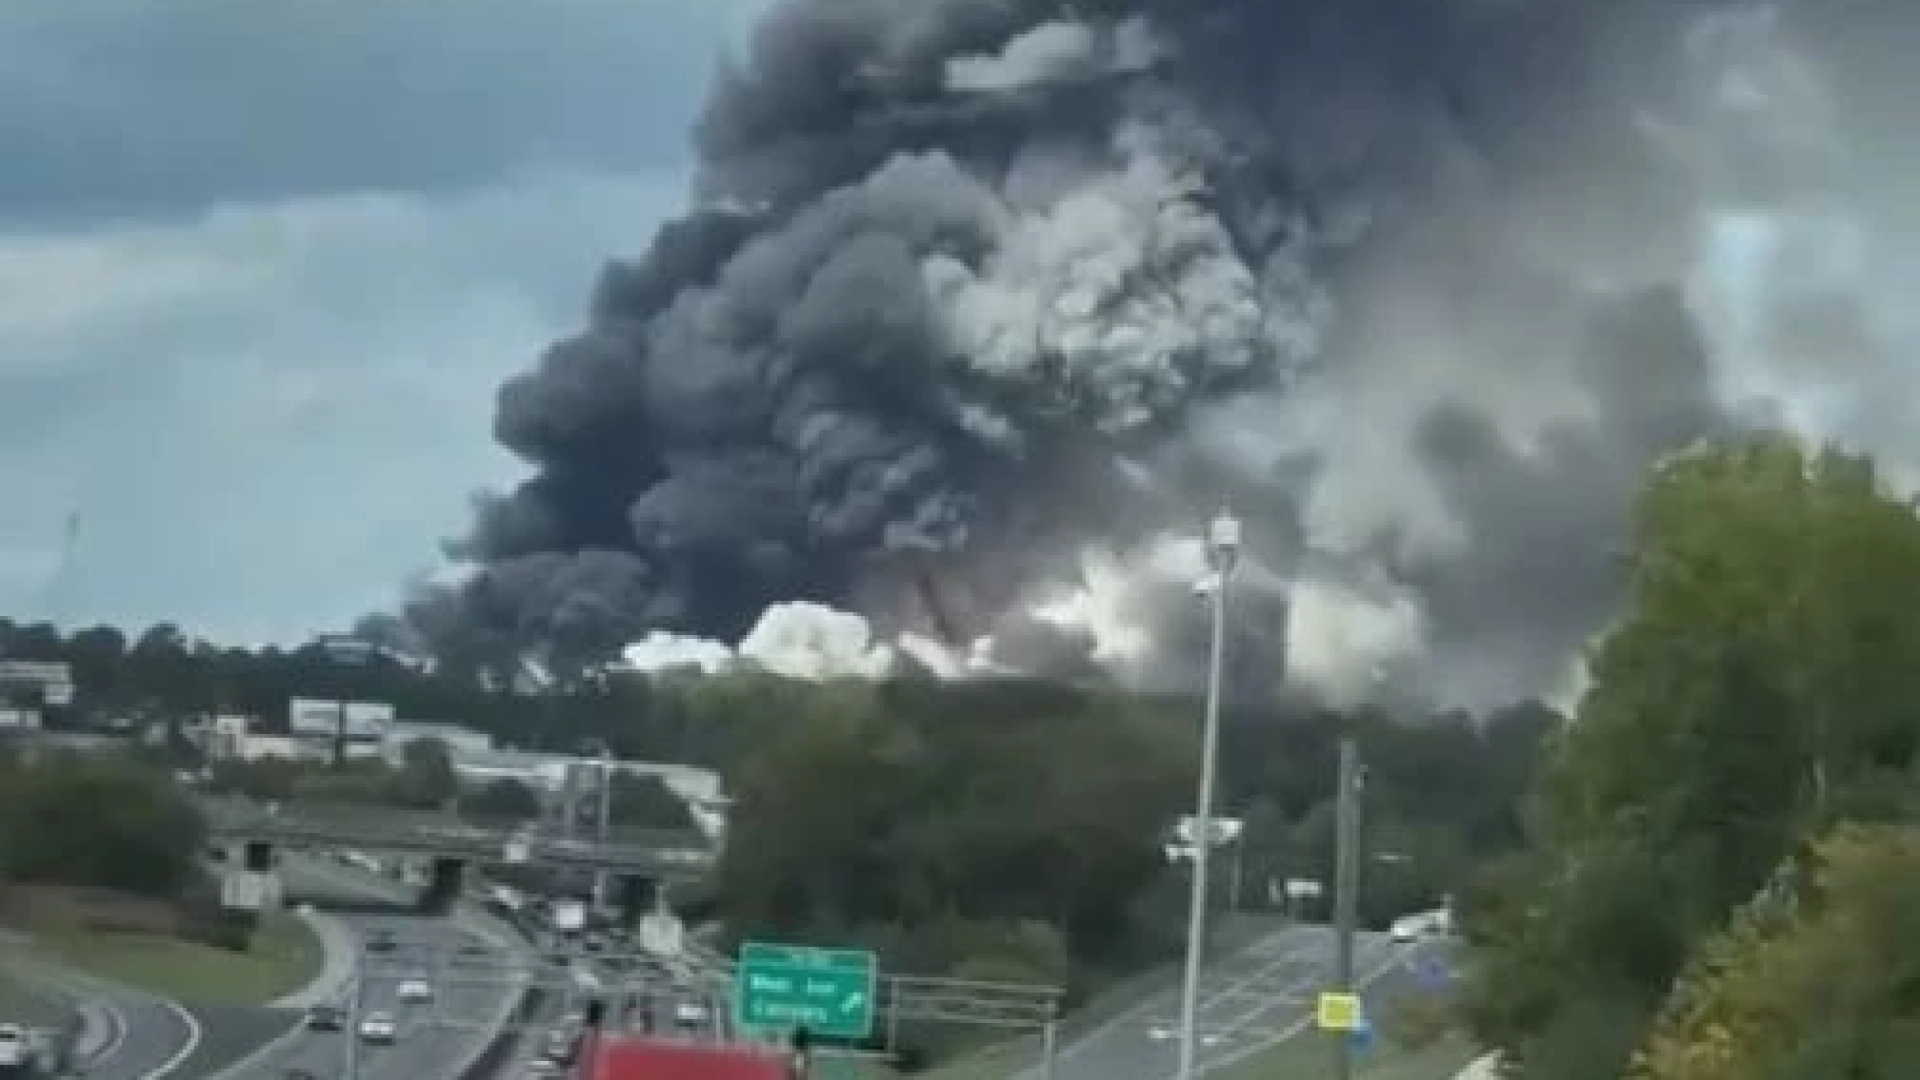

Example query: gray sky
[0,0,767,642]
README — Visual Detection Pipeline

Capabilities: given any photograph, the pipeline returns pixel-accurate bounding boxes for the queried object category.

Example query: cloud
[0,0,770,640]
[0,169,688,642]
[0,0,759,221]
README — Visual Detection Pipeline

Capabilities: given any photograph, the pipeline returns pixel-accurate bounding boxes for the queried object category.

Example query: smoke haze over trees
[363,0,1920,710]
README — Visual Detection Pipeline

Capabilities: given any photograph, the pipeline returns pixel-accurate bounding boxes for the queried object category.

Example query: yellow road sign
[1316,992,1362,1032]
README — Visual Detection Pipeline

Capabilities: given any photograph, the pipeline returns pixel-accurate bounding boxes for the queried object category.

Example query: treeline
[0,747,202,897]
[1,599,1556,997]
[1462,434,1920,1080]
[706,676,1554,1003]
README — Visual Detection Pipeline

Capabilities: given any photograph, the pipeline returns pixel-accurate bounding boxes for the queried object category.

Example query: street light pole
[344,969,363,1080]
[594,743,614,908]
[1175,509,1240,1080]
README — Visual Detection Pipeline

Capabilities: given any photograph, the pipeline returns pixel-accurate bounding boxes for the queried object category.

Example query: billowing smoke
[384,0,1920,709]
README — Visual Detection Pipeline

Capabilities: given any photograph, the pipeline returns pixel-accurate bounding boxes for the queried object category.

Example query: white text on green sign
[735,941,878,1039]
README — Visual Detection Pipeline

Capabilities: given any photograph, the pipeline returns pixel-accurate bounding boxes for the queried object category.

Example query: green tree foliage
[1463,434,1920,1079]
[0,592,1552,988]
[1632,823,1920,1080]
[716,679,1196,983]
[0,751,203,896]
[461,777,542,820]
[395,737,458,808]
[609,771,697,831]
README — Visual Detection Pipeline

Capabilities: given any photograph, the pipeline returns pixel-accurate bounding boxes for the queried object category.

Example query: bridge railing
[200,797,710,849]
[198,797,717,866]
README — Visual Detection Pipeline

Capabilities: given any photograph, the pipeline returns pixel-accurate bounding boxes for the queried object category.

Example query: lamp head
[1206,509,1241,572]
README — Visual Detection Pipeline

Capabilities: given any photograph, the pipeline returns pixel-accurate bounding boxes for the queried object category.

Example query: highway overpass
[200,798,718,880]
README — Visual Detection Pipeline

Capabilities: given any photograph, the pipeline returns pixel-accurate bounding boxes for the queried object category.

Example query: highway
[1014,924,1420,1080]
[6,952,202,1080]
[214,912,520,1080]
[81,988,199,1080]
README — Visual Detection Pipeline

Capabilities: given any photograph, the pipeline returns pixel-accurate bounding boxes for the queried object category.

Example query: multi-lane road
[212,913,520,1080]
[1014,924,1429,1080]
[7,959,202,1080]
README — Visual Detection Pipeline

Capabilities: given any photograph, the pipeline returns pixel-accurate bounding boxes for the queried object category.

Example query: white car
[1390,909,1453,943]
[358,1012,399,1043]
[674,1000,711,1027]
[397,978,435,1004]
[0,1024,24,1068]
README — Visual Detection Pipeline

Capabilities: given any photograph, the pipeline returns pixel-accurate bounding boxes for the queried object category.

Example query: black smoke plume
[381,0,1899,707]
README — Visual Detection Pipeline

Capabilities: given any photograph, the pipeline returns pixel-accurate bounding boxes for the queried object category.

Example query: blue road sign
[1406,953,1456,988]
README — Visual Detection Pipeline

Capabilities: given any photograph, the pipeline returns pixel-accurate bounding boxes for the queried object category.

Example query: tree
[395,737,458,809]
[462,777,542,821]
[714,678,1197,983]
[1464,434,1920,1078]
[1632,823,1920,1080]
[0,751,203,897]
[609,771,697,832]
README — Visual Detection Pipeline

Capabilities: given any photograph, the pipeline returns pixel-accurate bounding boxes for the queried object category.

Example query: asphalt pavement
[10,960,202,1080]
[497,949,730,1076]
[1014,924,1421,1080]
[212,913,520,1080]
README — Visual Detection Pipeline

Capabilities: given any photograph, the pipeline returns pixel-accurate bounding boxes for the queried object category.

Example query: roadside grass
[0,972,66,1026]
[842,913,1295,1080]
[1,886,322,1006]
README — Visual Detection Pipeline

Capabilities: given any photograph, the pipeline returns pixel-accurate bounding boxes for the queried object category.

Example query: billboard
[0,661,73,707]
[288,698,394,740]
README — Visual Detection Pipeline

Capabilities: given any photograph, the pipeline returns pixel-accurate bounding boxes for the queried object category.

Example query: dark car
[304,1005,345,1032]
[364,930,397,953]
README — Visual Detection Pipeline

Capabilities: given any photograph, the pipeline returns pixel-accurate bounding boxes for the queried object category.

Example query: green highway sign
[733,941,878,1039]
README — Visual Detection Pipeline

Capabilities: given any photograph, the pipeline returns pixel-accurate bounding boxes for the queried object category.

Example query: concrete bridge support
[217,839,284,914]
[613,875,657,926]
[418,856,466,914]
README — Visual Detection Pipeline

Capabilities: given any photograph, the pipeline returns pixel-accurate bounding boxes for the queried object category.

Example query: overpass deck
[201,799,717,877]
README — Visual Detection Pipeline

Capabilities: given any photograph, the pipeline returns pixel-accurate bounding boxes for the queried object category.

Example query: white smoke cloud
[621,600,1001,681]
[615,534,1428,707]
[946,21,1099,93]
[944,17,1169,94]
[924,122,1326,439]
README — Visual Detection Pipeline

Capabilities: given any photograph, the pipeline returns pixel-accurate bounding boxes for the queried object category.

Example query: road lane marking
[1191,943,1430,1077]
[91,999,129,1064]
[1201,941,1399,1041]
[1008,926,1333,1080]
[139,999,203,1080]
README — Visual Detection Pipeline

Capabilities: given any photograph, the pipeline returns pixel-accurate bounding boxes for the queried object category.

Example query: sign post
[734,942,878,1041]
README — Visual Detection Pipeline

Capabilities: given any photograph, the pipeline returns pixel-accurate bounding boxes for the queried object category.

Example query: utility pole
[1332,736,1363,1080]
[1228,833,1244,914]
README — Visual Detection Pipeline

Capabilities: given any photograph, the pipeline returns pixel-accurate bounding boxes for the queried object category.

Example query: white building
[200,713,381,763]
